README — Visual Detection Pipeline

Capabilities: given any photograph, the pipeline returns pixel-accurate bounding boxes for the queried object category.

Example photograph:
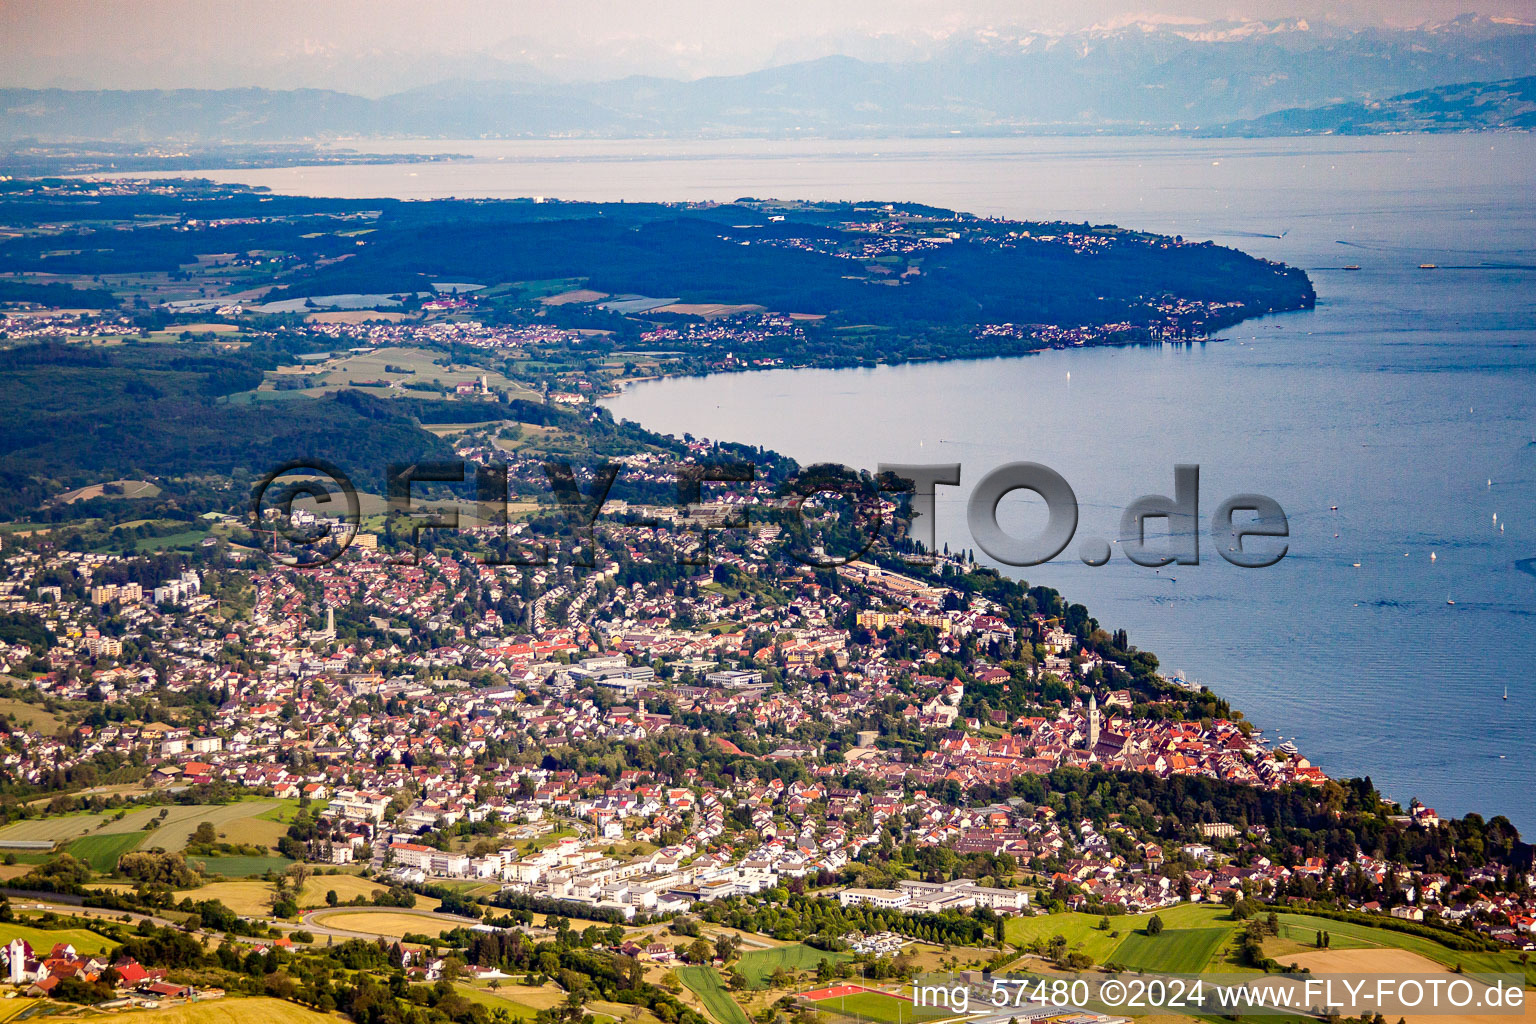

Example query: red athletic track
[799,985,910,1002]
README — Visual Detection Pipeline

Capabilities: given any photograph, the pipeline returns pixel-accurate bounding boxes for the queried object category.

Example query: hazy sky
[3,0,1534,91]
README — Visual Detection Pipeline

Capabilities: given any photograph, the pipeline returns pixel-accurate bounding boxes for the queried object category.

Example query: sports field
[803,989,946,1024]
[738,942,853,987]
[678,966,751,1024]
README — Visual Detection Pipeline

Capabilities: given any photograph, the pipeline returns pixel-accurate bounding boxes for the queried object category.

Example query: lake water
[190,136,1536,829]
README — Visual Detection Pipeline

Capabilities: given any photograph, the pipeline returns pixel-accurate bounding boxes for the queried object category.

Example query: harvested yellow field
[1283,948,1535,1024]
[91,996,340,1024]
[1289,946,1476,973]
[477,984,568,1010]
[540,289,608,305]
[179,880,277,917]
[216,814,287,849]
[309,910,450,938]
[305,311,406,323]
[176,323,241,333]
[298,875,389,907]
[651,303,764,318]
[179,874,413,916]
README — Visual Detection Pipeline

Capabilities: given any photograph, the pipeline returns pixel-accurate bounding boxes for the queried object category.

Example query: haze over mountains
[4,15,1535,142]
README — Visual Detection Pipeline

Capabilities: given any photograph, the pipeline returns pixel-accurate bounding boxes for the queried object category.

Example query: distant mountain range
[4,16,1536,143]
[1212,75,1536,134]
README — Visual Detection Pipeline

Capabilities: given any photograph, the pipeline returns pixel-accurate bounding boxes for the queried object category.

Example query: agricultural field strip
[0,801,280,850]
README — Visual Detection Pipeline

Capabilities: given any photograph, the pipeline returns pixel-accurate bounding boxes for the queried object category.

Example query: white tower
[1087,694,1100,750]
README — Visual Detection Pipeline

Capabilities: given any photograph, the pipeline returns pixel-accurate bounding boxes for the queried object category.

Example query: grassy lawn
[453,984,542,1020]
[0,697,64,734]
[0,922,114,954]
[737,943,853,988]
[678,966,751,1024]
[1110,927,1230,973]
[1006,912,1136,963]
[1267,919,1374,957]
[64,830,145,871]
[193,854,296,877]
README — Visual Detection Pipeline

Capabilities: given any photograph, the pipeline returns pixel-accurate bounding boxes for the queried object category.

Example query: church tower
[1087,694,1100,750]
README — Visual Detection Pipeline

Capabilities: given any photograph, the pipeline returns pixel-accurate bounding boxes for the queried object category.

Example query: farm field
[678,966,751,1024]
[460,984,665,1024]
[1273,912,1536,986]
[175,875,393,917]
[307,909,451,938]
[261,345,537,400]
[0,799,282,854]
[193,855,296,877]
[300,875,392,906]
[738,943,853,988]
[64,831,147,871]
[0,923,114,954]
[53,479,161,505]
[1110,927,1230,973]
[80,997,338,1024]
[1007,906,1535,987]
[1282,948,1536,1024]
[176,880,279,917]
